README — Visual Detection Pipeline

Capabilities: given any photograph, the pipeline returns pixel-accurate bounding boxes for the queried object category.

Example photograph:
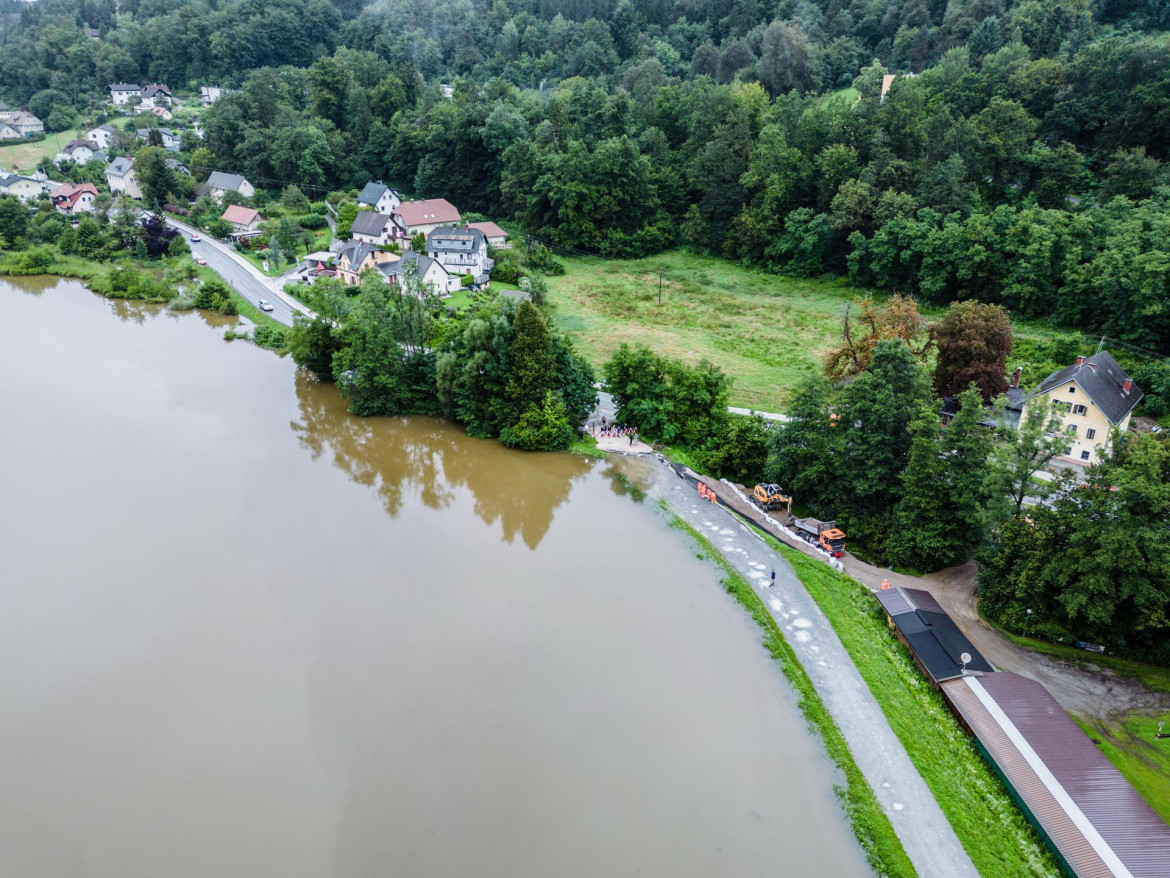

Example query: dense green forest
[5,0,1170,349]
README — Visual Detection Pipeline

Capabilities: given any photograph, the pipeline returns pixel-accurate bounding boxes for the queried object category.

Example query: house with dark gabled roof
[55,139,100,164]
[349,209,406,246]
[875,587,993,686]
[426,226,492,284]
[138,84,172,110]
[377,250,457,296]
[205,171,255,204]
[109,83,141,105]
[1022,351,1143,466]
[104,155,142,199]
[0,100,13,121]
[357,180,401,215]
[335,240,398,286]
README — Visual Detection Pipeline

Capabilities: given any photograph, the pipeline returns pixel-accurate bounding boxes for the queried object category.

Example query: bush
[524,242,564,275]
[491,258,523,284]
[253,323,287,349]
[298,213,328,230]
[500,392,576,451]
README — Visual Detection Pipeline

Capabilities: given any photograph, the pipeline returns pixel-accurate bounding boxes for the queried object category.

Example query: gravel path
[651,462,979,878]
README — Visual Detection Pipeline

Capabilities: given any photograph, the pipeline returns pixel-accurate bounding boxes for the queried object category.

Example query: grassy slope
[0,127,82,171]
[546,251,868,410]
[751,528,1060,877]
[665,505,917,878]
[546,250,1089,411]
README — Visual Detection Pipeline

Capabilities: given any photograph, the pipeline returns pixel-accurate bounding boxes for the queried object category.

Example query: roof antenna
[1097,336,1105,354]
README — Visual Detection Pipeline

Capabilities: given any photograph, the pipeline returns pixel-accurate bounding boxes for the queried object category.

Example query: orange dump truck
[789,516,846,557]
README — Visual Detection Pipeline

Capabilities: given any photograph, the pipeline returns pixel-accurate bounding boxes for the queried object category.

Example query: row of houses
[874,586,1170,877]
[109,83,172,109]
[0,171,98,216]
[0,101,45,140]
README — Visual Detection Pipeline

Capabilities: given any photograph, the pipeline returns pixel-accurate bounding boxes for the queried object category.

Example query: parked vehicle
[193,255,206,265]
[752,483,792,513]
[787,516,846,557]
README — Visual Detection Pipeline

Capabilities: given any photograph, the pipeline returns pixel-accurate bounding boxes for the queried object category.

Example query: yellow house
[335,240,398,286]
[1023,351,1142,465]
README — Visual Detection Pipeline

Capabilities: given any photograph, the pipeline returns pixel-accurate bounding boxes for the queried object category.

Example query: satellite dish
[961,652,972,664]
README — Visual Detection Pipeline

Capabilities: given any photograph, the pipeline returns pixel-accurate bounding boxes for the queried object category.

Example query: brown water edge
[0,277,870,878]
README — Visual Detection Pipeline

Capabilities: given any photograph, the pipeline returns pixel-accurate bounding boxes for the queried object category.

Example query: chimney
[1075,355,1087,366]
[1010,367,1022,388]
[1124,379,1132,394]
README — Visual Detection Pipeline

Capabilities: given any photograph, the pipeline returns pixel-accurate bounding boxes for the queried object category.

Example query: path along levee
[656,459,979,878]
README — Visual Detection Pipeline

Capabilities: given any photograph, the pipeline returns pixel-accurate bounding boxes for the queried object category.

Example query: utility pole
[657,269,662,305]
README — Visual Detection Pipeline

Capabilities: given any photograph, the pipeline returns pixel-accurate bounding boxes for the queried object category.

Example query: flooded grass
[664,502,918,878]
[760,537,1062,878]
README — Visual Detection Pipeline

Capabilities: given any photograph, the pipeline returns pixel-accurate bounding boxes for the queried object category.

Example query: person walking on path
[770,569,776,587]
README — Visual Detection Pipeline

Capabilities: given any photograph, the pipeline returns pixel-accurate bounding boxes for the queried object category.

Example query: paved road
[650,461,979,878]
[593,388,789,424]
[158,215,315,327]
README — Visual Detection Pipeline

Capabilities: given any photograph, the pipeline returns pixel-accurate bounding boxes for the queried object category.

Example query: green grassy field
[546,251,870,410]
[0,127,82,171]
[545,250,1095,411]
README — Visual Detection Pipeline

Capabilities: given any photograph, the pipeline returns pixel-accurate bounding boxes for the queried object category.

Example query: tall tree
[990,395,1067,518]
[766,374,838,515]
[933,300,1013,401]
[825,294,932,380]
[834,340,933,550]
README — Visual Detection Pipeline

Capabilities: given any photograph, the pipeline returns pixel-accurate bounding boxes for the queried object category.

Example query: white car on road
[257,299,274,312]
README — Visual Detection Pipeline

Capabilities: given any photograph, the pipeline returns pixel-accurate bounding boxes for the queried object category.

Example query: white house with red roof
[50,182,99,215]
[392,198,461,241]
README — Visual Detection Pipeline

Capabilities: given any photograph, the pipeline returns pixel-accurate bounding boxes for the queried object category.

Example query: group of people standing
[589,418,639,445]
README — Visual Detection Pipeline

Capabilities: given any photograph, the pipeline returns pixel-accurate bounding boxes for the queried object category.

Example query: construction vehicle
[788,516,847,557]
[752,483,792,513]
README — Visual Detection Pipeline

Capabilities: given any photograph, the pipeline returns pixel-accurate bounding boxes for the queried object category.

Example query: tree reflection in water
[289,370,592,549]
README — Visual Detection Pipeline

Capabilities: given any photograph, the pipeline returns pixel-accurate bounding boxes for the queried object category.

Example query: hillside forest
[4,0,1170,353]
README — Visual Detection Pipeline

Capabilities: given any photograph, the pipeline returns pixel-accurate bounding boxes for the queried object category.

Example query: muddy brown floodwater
[0,277,870,878]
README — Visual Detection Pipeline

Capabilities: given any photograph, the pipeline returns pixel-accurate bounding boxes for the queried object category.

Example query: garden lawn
[545,251,867,410]
[0,127,82,171]
[754,529,1061,877]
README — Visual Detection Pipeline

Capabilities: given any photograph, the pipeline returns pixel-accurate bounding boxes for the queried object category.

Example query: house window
[1072,404,1087,415]
[1080,450,1091,461]
[1068,386,1076,393]
[1067,424,1077,435]
[1086,428,1096,440]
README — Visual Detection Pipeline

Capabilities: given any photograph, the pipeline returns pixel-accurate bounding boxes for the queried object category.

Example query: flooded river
[0,278,868,877]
